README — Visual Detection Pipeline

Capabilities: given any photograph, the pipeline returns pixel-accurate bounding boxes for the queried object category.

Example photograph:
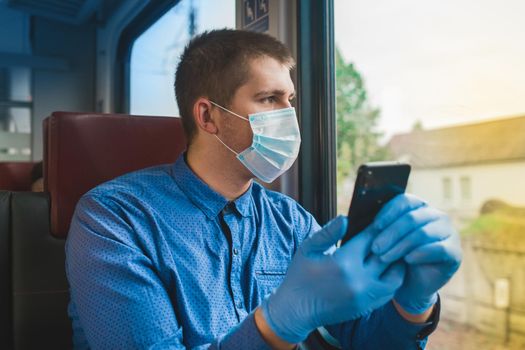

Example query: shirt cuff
[218,311,272,350]
[383,293,441,343]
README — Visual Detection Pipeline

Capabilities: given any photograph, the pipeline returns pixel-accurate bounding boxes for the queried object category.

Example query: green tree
[335,47,389,188]
[412,119,423,131]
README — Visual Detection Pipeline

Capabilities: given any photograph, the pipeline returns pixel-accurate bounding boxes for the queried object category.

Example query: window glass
[130,0,236,116]
[335,1,525,348]
[0,66,32,161]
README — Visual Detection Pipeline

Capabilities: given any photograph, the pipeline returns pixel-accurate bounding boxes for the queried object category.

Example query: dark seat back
[0,191,12,348]
[11,192,71,349]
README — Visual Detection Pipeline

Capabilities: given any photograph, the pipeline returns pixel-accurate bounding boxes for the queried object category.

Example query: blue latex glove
[260,215,406,343]
[371,194,463,314]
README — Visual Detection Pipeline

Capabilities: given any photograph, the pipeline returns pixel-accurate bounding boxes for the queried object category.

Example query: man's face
[215,56,296,157]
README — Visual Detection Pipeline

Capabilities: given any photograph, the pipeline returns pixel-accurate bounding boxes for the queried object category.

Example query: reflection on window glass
[0,67,31,161]
[8,67,31,102]
[130,0,235,116]
[335,0,525,348]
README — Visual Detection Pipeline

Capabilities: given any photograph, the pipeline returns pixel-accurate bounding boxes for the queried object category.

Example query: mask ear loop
[209,100,249,121]
[208,100,248,156]
[214,135,239,156]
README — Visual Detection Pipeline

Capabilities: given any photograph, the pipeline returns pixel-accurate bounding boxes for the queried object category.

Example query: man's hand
[260,215,406,344]
[371,194,463,314]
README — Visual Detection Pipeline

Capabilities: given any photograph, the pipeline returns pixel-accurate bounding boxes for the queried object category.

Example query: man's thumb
[301,215,348,255]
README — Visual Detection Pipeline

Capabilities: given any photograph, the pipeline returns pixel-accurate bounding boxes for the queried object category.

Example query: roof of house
[387,115,525,168]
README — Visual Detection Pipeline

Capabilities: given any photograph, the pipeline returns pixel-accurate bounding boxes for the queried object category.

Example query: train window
[335,0,525,348]
[129,0,235,116]
[0,66,31,161]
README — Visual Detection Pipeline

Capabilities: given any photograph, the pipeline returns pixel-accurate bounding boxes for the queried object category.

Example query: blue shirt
[65,154,435,349]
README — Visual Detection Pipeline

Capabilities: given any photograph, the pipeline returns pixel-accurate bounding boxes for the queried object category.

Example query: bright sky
[334,0,525,139]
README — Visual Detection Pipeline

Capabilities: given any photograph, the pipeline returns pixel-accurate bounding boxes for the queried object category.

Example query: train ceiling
[4,0,121,25]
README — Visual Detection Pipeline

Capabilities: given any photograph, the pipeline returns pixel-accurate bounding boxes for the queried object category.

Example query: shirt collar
[172,154,253,219]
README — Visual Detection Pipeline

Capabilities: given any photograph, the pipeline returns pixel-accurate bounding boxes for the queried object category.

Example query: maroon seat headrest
[44,112,187,238]
[0,162,36,191]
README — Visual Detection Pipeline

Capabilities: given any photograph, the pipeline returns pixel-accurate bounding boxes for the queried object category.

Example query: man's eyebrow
[254,90,296,98]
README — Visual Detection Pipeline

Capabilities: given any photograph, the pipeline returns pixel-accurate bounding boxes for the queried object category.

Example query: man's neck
[186,145,252,201]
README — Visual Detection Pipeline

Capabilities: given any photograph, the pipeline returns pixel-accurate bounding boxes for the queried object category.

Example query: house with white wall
[389,116,525,341]
[388,115,525,226]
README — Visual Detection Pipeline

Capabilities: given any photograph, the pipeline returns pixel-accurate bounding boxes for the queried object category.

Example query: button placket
[224,213,245,316]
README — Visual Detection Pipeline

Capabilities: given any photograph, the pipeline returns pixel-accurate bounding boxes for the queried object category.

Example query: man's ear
[193,97,218,135]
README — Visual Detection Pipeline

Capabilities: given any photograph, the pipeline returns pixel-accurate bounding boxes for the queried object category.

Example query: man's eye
[261,96,277,104]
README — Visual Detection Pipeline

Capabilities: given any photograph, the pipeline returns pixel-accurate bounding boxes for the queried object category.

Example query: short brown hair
[174,29,295,143]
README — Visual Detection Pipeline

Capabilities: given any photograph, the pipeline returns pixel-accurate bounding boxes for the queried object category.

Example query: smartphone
[341,162,411,245]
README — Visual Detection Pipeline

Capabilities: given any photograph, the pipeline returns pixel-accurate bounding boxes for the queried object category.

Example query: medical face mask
[210,101,301,183]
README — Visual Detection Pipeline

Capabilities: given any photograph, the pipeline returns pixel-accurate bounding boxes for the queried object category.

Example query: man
[65,29,462,349]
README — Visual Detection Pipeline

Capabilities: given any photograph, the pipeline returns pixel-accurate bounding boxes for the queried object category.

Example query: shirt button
[236,300,243,309]
[233,248,239,255]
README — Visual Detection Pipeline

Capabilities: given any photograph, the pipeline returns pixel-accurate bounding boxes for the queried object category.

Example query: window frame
[297,0,337,225]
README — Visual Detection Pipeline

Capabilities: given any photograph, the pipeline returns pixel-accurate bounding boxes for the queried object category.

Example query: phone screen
[341,162,411,245]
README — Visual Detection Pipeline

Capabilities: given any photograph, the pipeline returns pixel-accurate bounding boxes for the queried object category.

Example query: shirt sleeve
[325,295,441,350]
[66,193,272,350]
[291,200,322,247]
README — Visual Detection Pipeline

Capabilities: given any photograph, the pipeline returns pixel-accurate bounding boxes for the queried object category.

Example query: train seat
[44,111,186,238]
[0,162,36,191]
[2,111,185,349]
[0,190,12,347]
